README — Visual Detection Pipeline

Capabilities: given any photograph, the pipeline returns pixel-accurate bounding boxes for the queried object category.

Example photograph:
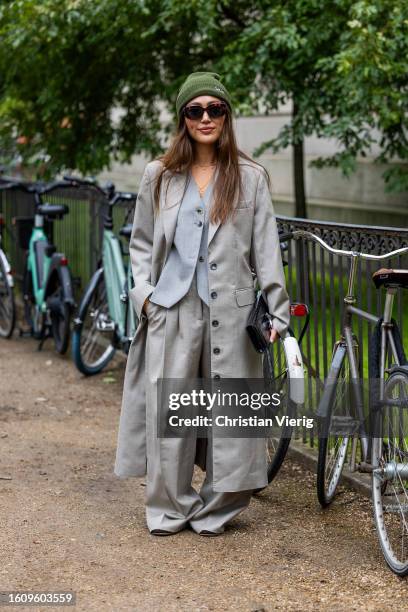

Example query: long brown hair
[152,102,271,224]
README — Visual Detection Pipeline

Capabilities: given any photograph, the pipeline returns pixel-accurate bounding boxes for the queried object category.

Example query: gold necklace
[193,166,215,196]
[197,177,212,196]
[193,161,217,168]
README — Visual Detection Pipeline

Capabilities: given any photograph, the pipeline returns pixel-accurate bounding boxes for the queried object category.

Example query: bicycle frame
[337,276,401,466]
[102,228,136,343]
[28,214,52,312]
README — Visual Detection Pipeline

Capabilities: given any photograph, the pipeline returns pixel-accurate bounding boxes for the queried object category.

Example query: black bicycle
[289,228,408,576]
[254,232,310,491]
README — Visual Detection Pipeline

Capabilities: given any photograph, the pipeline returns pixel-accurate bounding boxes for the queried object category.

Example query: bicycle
[0,184,16,338]
[287,228,408,576]
[68,175,137,376]
[254,232,310,490]
[0,178,76,353]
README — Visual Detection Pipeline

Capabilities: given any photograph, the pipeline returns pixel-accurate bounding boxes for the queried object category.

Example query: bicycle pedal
[330,416,360,436]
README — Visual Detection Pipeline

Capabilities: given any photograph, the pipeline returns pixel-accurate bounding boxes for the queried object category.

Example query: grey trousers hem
[144,276,252,533]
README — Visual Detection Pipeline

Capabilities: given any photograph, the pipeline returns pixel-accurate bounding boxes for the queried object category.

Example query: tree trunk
[292,101,307,219]
[292,99,308,303]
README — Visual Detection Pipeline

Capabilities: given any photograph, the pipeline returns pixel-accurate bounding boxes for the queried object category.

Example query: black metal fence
[276,214,408,446]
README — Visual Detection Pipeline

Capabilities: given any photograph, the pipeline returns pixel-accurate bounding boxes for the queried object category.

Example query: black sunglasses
[183,102,228,121]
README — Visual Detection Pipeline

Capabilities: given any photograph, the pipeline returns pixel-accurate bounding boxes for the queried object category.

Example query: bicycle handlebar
[39,180,84,195]
[0,182,20,192]
[62,174,108,197]
[0,178,75,196]
[0,179,33,193]
[112,192,137,205]
[283,229,408,261]
[62,174,136,206]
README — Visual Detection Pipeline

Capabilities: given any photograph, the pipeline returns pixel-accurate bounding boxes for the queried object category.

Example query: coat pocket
[234,287,256,307]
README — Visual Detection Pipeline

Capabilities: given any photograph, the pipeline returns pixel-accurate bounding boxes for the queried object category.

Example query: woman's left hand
[269,328,280,344]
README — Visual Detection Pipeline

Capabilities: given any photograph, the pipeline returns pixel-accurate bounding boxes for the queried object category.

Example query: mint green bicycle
[69,176,137,375]
[0,178,76,353]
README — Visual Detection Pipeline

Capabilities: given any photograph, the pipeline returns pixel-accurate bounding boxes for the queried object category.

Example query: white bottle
[282,336,305,404]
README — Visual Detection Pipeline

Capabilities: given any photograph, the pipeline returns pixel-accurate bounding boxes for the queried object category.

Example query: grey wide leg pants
[145,275,253,534]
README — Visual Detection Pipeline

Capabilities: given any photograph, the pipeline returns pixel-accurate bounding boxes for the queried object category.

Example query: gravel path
[1,335,408,611]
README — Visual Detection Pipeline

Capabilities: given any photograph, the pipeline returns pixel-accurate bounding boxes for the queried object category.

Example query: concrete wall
[97,107,408,229]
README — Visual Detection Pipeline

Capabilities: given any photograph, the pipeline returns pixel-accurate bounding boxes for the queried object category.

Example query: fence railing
[276,214,408,447]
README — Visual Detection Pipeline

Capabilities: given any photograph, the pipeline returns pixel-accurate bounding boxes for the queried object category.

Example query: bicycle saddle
[372,268,408,289]
[119,224,132,238]
[37,204,69,218]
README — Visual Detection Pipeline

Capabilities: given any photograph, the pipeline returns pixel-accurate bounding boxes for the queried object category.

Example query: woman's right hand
[142,296,150,315]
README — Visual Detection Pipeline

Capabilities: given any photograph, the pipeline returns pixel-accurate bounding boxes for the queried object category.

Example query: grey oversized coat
[114,157,290,492]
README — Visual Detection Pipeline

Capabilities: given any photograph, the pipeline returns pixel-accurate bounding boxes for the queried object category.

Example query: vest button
[199,256,204,262]
[212,320,219,327]
[211,291,217,299]
[213,347,220,354]
[196,207,203,214]
[197,220,203,227]
[210,263,217,270]
[214,374,221,380]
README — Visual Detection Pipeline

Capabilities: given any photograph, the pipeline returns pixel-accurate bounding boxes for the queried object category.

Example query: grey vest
[148,172,212,308]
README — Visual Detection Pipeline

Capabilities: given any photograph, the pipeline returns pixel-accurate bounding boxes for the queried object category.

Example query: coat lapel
[207,215,221,248]
[206,163,220,247]
[161,171,188,258]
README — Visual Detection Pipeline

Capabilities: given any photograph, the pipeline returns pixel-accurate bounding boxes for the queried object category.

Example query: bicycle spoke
[75,276,115,371]
[373,371,408,574]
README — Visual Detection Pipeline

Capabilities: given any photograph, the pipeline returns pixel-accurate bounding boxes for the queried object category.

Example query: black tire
[372,368,408,576]
[316,345,355,507]
[46,276,71,354]
[72,272,116,375]
[0,252,15,338]
[253,341,293,494]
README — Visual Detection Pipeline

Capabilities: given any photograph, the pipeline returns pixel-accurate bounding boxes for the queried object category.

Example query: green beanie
[176,71,232,118]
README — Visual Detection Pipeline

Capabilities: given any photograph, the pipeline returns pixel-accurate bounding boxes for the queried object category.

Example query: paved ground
[1,333,408,611]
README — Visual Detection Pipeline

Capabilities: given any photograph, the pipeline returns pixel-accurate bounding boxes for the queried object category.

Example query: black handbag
[246,290,273,353]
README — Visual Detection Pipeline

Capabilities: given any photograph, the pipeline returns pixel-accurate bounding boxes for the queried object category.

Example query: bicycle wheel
[0,253,15,338]
[253,341,293,493]
[372,369,408,576]
[47,278,71,354]
[72,271,116,375]
[317,343,356,507]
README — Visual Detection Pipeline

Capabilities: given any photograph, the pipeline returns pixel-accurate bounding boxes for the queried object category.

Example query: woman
[114,71,290,536]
